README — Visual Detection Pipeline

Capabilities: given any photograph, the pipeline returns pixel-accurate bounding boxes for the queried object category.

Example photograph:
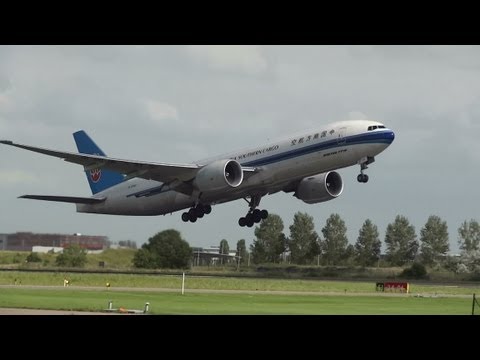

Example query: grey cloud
[0,45,479,253]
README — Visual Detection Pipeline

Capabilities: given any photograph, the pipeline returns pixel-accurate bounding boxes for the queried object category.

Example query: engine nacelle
[194,159,244,192]
[294,171,344,204]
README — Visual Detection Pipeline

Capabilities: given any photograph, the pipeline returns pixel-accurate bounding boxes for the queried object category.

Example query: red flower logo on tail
[90,168,101,183]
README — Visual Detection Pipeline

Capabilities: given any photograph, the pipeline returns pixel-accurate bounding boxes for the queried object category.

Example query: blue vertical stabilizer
[73,130,124,194]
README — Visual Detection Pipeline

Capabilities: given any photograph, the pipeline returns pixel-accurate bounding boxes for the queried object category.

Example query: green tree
[250,214,286,264]
[458,219,480,253]
[56,244,87,268]
[419,215,449,266]
[343,244,356,265]
[321,213,348,265]
[354,219,381,267]
[236,239,248,265]
[385,215,418,266]
[288,212,320,264]
[219,239,230,265]
[132,248,157,268]
[133,229,192,269]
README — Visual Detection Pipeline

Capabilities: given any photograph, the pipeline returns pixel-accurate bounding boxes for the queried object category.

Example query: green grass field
[0,287,474,314]
[0,271,478,296]
[0,270,478,314]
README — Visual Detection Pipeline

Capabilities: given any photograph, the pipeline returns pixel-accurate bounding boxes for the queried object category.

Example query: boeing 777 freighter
[1,120,394,227]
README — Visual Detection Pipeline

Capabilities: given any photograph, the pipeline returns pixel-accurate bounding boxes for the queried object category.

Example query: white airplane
[1,120,394,227]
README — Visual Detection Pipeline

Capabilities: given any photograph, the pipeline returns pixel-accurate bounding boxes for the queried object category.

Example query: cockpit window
[368,125,386,131]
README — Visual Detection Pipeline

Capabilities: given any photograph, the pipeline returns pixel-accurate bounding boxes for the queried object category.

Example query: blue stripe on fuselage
[126,130,393,198]
[243,130,393,167]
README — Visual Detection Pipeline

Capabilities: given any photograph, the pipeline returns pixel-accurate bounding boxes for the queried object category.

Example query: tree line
[248,212,479,269]
[132,213,480,275]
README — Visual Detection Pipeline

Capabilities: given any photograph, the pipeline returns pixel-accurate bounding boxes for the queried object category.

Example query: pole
[473,293,476,315]
[248,252,250,267]
[181,272,185,295]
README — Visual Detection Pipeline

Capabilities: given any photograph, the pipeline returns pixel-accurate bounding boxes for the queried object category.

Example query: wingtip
[0,140,13,145]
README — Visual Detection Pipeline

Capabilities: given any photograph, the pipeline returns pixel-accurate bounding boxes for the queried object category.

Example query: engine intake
[194,159,243,192]
[294,171,343,204]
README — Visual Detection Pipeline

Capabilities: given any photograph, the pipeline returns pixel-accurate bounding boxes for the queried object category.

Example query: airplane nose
[387,130,395,144]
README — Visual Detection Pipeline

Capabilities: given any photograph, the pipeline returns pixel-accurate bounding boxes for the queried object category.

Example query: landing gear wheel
[188,208,197,222]
[252,209,262,223]
[204,205,212,214]
[181,212,189,222]
[357,174,369,183]
[239,217,246,227]
[260,209,269,219]
[195,206,205,218]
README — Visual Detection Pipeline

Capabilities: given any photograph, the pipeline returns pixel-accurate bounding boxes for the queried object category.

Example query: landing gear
[238,195,269,227]
[181,204,212,223]
[357,174,369,183]
[357,156,374,183]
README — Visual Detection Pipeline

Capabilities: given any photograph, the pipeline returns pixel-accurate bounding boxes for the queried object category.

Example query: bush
[56,244,87,268]
[400,262,428,279]
[26,252,42,263]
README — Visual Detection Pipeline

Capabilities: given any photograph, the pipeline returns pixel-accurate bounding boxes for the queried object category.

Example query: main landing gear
[238,195,269,227]
[181,204,212,223]
[357,156,375,183]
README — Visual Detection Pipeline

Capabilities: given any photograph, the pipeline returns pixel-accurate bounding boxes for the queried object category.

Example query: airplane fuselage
[77,120,394,216]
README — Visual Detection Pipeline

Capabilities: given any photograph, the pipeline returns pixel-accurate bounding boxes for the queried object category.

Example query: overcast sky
[1,45,479,252]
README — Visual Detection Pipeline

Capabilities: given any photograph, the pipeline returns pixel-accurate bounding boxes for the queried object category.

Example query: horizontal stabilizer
[19,195,106,204]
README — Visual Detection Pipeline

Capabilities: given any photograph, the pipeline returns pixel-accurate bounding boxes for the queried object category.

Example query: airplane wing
[0,140,256,195]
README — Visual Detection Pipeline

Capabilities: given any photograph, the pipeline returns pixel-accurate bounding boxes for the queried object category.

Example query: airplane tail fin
[73,130,124,194]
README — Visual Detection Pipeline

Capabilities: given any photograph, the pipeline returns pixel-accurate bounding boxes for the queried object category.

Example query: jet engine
[294,171,343,204]
[194,159,244,192]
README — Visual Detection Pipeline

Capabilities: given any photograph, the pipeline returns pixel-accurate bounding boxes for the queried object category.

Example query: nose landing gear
[357,156,374,183]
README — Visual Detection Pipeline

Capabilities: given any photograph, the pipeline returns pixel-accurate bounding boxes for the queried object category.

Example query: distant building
[191,246,238,266]
[32,246,64,253]
[0,232,109,252]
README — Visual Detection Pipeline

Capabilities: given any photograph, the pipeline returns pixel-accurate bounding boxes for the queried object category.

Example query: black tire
[253,210,262,223]
[357,174,363,182]
[246,218,254,227]
[260,209,268,219]
[181,212,189,222]
[363,174,369,183]
[238,217,246,227]
[195,206,205,217]
[188,209,197,222]
[204,205,212,214]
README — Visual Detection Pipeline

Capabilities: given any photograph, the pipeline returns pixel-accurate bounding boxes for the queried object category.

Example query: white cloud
[186,45,267,75]
[0,170,38,185]
[0,94,12,111]
[347,111,368,120]
[142,99,179,124]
